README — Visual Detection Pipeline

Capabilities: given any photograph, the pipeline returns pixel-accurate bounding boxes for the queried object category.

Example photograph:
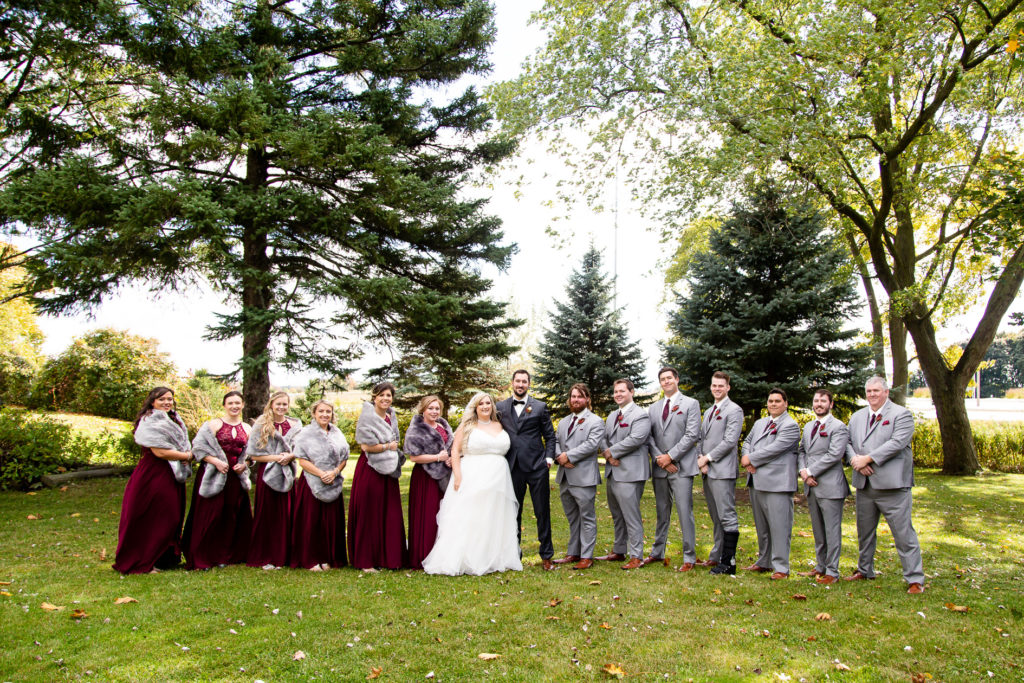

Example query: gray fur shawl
[245,416,303,493]
[293,423,349,503]
[192,421,252,498]
[355,402,404,478]
[404,414,453,492]
[134,410,192,483]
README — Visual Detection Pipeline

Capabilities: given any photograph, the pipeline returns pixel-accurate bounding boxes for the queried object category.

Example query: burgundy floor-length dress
[348,449,408,570]
[182,422,253,570]
[247,420,294,568]
[113,447,186,574]
[407,424,449,570]
[289,472,347,569]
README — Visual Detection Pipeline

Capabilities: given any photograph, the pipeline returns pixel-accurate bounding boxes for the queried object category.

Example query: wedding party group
[111,368,925,594]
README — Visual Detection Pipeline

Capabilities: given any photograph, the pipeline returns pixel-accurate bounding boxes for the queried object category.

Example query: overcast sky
[24,0,1023,390]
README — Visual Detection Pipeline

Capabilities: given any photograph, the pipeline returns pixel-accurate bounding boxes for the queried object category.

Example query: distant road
[906,397,1024,423]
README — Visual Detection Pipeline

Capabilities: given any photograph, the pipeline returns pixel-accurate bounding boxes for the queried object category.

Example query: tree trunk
[845,233,886,377]
[888,305,908,406]
[905,316,981,474]
[240,146,273,422]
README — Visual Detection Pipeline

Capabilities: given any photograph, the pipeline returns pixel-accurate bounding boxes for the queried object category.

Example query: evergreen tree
[662,186,870,418]
[0,0,515,419]
[532,246,649,416]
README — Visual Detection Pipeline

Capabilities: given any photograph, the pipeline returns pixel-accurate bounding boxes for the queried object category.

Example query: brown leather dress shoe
[676,562,695,572]
[552,555,580,565]
[596,552,626,562]
[744,564,772,573]
[621,557,644,570]
[696,558,716,567]
[844,571,871,581]
[539,559,555,570]
[770,572,789,580]
[797,569,824,577]
[572,558,593,570]
[640,555,663,567]
[816,575,838,585]
[907,582,925,594]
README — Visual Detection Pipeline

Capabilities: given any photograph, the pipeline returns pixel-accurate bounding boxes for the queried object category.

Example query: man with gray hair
[845,376,925,593]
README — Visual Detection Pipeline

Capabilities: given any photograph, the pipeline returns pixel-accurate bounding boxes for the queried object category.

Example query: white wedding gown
[422,427,522,576]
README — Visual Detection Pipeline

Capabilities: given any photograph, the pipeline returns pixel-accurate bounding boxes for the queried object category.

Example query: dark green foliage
[974,333,1024,397]
[1,0,515,420]
[662,186,870,417]
[27,329,176,421]
[0,409,90,490]
[531,246,650,416]
[912,420,1024,473]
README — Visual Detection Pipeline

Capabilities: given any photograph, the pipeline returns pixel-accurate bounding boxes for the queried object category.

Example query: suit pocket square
[716,416,722,420]
[882,420,890,426]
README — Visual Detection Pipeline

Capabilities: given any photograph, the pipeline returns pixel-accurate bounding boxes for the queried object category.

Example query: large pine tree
[662,186,869,418]
[532,246,649,416]
[0,0,515,419]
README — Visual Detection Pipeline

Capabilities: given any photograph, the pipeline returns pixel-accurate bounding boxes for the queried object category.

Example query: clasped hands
[655,453,678,474]
[739,454,756,474]
[800,468,818,487]
[601,449,620,467]
[849,454,875,476]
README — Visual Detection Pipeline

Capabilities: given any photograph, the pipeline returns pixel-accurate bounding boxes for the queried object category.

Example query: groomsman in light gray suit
[697,371,744,575]
[597,379,651,570]
[845,376,925,594]
[645,366,702,571]
[797,388,850,585]
[741,388,800,579]
[553,383,606,570]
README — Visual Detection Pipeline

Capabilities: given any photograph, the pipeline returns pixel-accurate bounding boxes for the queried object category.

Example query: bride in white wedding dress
[422,392,523,576]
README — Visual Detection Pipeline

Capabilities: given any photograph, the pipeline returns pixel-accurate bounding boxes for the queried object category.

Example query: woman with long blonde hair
[422,392,521,576]
[246,391,302,569]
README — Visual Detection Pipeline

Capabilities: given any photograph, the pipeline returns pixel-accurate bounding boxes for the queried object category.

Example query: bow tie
[513,400,526,406]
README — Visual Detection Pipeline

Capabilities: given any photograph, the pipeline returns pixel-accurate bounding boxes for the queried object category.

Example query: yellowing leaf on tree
[944,602,969,613]
[114,596,138,605]
[603,663,626,678]
[293,650,306,660]
[41,602,64,611]
[815,612,832,621]
[367,667,383,679]
[478,652,501,660]
[547,598,563,607]
[1009,37,1019,53]
[70,608,88,619]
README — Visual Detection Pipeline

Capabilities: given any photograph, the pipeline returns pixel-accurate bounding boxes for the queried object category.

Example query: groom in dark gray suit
[497,369,557,570]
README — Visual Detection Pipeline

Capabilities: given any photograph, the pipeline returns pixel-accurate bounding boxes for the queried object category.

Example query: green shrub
[913,420,1024,473]
[0,409,92,490]
[27,328,176,421]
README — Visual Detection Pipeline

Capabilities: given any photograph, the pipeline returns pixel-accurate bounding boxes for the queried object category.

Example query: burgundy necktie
[616,411,623,425]
[567,416,578,438]
[662,400,670,422]
[866,413,878,435]
[763,419,775,434]
[809,420,820,442]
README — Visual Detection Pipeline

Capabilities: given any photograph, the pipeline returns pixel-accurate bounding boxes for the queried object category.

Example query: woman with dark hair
[181,390,253,570]
[290,400,349,570]
[348,381,408,570]
[404,395,453,570]
[246,391,302,569]
[113,387,192,574]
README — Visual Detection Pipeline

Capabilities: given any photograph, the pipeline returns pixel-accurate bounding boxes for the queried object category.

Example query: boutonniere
[575,417,585,426]
[881,419,889,426]
[769,426,778,435]
[525,406,533,414]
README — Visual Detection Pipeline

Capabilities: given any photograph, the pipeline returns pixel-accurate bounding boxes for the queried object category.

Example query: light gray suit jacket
[846,400,915,490]
[797,415,850,499]
[743,413,800,493]
[604,402,651,483]
[647,393,701,478]
[700,397,744,479]
[555,408,605,487]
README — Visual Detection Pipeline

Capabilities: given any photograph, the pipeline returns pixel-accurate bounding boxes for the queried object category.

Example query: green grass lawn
[1,468,1022,681]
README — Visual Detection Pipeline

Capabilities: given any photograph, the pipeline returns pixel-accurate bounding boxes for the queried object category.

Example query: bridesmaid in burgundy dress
[113,387,192,574]
[290,400,349,570]
[404,395,453,570]
[181,391,253,570]
[246,391,302,569]
[348,381,408,570]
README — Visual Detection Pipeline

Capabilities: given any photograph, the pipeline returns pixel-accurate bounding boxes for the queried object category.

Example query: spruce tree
[662,186,869,418]
[532,246,649,416]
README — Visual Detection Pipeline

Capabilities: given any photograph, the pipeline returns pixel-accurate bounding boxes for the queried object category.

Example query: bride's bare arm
[451,425,465,490]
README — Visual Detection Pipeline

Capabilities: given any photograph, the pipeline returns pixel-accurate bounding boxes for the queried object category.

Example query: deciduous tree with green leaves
[662,186,870,418]
[490,0,1024,473]
[531,245,649,416]
[1,0,515,420]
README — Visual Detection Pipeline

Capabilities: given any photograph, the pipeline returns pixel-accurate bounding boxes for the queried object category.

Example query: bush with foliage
[0,245,45,405]
[170,371,231,436]
[27,328,176,420]
[0,409,93,490]
[913,420,1024,473]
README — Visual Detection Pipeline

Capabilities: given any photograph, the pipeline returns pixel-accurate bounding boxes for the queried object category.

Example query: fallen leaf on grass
[41,602,64,612]
[98,548,107,561]
[114,597,138,605]
[835,661,851,671]
[293,650,306,660]
[599,622,611,629]
[713,589,722,595]
[806,636,816,642]
[1,591,11,597]
[70,609,88,619]
[792,594,807,601]
[796,530,813,537]
[546,616,560,620]
[815,612,832,621]
[603,663,626,678]
[547,598,563,607]
[911,674,933,683]
[59,486,69,492]
[26,514,40,520]
[588,580,602,586]
[0,581,11,585]
[70,513,81,518]
[944,602,969,613]
[367,667,382,679]
[478,653,501,660]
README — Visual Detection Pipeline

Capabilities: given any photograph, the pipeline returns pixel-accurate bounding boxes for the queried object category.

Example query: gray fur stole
[293,423,349,503]
[355,402,405,478]
[134,410,192,483]
[192,422,252,498]
[404,414,453,492]
[245,416,302,493]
